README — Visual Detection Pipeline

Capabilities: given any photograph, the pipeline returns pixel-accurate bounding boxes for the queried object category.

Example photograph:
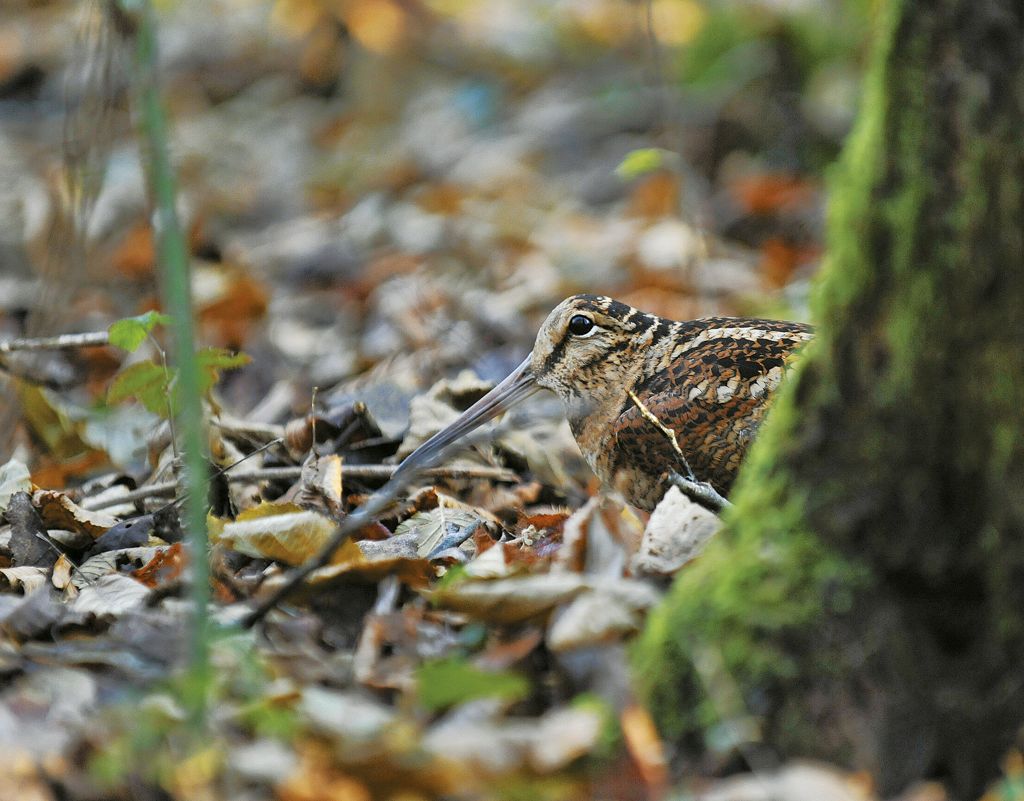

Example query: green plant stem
[126,0,210,720]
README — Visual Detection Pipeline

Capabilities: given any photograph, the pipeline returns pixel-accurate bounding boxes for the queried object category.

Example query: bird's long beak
[392,355,538,481]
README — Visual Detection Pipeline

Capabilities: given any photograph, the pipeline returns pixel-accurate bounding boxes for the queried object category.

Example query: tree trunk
[635,0,1024,796]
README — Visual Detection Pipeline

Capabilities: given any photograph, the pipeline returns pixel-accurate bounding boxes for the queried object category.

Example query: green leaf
[195,348,251,394]
[415,657,530,712]
[107,361,173,416]
[615,148,671,180]
[108,311,172,352]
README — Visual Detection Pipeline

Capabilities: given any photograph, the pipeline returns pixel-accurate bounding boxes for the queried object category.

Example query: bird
[394,295,813,511]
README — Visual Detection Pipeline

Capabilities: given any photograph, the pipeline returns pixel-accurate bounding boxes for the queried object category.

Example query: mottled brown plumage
[397,294,813,510]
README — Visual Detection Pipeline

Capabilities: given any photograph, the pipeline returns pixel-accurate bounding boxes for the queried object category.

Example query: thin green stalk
[123,0,210,719]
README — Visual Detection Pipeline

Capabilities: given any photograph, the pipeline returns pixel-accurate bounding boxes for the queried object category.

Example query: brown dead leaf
[626,170,681,218]
[32,491,116,539]
[760,237,820,287]
[302,543,432,589]
[51,554,74,591]
[731,173,816,214]
[132,542,186,588]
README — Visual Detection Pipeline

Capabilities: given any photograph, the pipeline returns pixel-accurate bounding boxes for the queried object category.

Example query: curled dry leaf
[51,554,75,591]
[32,490,117,538]
[631,485,721,576]
[0,566,49,594]
[397,370,496,459]
[302,541,433,589]
[293,454,344,519]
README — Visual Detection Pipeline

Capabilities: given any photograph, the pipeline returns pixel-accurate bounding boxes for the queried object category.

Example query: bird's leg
[667,470,732,515]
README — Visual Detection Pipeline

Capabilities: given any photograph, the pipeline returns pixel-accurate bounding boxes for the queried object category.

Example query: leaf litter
[0,0,864,798]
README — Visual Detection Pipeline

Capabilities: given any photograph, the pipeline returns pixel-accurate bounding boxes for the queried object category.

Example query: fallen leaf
[220,507,362,566]
[73,546,168,589]
[621,704,668,796]
[631,485,721,576]
[547,579,661,651]
[0,459,31,513]
[429,574,590,624]
[7,492,57,568]
[71,574,150,618]
[32,490,117,538]
[132,542,186,588]
[394,506,482,558]
[0,566,49,594]
[51,554,74,591]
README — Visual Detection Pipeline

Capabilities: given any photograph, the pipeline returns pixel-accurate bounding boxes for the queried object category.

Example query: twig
[627,388,695,479]
[82,463,519,510]
[0,331,110,353]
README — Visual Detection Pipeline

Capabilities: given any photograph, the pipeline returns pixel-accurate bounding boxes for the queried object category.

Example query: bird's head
[392,295,660,480]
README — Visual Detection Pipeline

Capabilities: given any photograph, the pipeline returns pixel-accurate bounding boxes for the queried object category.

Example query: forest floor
[0,2,925,799]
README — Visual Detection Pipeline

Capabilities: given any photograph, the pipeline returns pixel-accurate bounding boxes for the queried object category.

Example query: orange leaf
[621,704,668,796]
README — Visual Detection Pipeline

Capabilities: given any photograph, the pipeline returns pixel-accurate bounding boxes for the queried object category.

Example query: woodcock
[396,295,813,511]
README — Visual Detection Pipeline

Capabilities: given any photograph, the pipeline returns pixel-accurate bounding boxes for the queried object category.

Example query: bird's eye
[567,314,595,336]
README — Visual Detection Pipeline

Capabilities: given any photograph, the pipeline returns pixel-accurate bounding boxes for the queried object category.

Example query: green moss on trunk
[635,0,1024,795]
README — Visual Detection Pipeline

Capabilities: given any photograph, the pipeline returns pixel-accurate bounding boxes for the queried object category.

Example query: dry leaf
[73,546,167,589]
[621,704,668,795]
[394,506,482,558]
[220,507,362,566]
[0,566,48,594]
[430,574,590,624]
[32,491,117,538]
[51,554,74,591]
[631,485,721,576]
[71,574,150,618]
[0,459,31,513]
[132,542,186,588]
[547,579,661,651]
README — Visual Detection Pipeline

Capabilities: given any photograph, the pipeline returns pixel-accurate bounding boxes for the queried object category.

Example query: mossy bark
[635,0,1024,796]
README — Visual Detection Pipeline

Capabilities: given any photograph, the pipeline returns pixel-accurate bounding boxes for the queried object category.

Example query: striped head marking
[529,295,664,403]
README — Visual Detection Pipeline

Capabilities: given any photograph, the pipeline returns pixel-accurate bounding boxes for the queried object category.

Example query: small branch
[81,463,519,510]
[0,331,110,353]
[627,388,695,480]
